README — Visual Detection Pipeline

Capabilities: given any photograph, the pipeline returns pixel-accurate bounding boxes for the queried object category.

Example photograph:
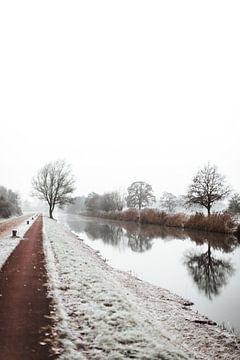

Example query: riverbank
[43,216,240,359]
[84,209,239,235]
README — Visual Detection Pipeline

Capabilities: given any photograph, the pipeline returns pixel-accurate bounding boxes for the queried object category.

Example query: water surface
[58,213,240,333]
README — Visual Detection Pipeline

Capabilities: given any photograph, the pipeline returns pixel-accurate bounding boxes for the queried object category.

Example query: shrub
[140,209,187,227]
[184,213,235,233]
[140,209,166,225]
[96,208,187,228]
[96,208,140,222]
[85,209,236,234]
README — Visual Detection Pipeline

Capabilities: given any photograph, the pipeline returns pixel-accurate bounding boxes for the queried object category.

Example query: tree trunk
[138,206,141,224]
[49,207,53,219]
[207,206,211,217]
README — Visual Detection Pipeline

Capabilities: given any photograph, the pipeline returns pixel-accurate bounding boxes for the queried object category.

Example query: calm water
[57,213,240,333]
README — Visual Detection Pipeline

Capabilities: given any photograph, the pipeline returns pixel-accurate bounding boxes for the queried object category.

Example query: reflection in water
[182,230,237,299]
[84,221,154,252]
[127,232,153,252]
[64,214,239,299]
[184,243,235,300]
[124,221,187,241]
[85,222,124,246]
[82,220,187,252]
[184,230,239,253]
[59,214,240,332]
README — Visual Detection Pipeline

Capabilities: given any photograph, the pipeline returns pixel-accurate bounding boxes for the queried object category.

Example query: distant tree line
[85,191,125,213]
[81,163,239,219]
[31,160,240,221]
[64,163,240,218]
[0,186,22,218]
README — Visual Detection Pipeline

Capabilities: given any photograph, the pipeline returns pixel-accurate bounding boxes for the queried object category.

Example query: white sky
[0,1,239,200]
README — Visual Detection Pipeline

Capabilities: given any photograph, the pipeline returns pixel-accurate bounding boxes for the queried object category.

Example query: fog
[0,1,239,200]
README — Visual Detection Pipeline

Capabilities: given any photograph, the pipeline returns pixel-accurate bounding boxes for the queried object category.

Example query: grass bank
[84,208,238,235]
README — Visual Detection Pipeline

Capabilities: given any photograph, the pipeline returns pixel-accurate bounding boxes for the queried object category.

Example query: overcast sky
[0,1,239,201]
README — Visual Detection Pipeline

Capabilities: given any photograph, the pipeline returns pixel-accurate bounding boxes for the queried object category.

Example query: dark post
[12,230,17,237]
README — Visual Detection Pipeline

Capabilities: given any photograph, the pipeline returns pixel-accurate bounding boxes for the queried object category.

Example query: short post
[12,229,17,237]
[27,220,29,224]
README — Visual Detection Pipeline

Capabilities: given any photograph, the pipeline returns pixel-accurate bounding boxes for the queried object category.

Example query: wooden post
[12,230,17,237]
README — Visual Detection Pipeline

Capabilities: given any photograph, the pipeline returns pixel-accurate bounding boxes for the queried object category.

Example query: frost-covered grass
[0,216,36,269]
[43,217,240,360]
[43,217,188,359]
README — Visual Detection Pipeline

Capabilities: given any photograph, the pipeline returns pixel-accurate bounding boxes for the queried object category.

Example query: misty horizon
[0,1,239,202]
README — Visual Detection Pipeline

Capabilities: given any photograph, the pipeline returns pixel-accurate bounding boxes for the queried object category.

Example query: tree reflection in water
[127,232,153,252]
[184,232,237,299]
[65,214,239,298]
[83,220,187,252]
[84,222,124,246]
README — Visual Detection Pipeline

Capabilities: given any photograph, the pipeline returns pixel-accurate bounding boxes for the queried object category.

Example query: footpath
[0,215,240,359]
[0,216,56,360]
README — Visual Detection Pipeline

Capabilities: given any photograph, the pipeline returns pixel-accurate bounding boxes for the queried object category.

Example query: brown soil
[0,215,56,360]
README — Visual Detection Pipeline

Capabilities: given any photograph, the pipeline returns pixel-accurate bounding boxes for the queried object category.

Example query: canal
[57,213,240,334]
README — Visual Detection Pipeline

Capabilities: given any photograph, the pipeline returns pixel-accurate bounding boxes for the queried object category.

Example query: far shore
[70,209,240,237]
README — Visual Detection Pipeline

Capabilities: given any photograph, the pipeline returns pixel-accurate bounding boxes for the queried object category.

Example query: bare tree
[85,192,101,212]
[228,193,240,215]
[126,181,155,210]
[112,191,125,211]
[0,186,22,218]
[159,192,178,213]
[32,160,75,219]
[186,163,230,216]
[101,191,125,212]
[85,191,125,213]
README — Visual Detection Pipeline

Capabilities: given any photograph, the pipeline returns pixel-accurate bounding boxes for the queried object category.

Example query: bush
[96,208,187,228]
[139,209,187,227]
[85,209,236,234]
[184,212,235,233]
[98,208,140,222]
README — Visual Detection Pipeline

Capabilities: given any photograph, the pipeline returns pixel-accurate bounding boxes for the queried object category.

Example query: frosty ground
[43,217,240,359]
[1,216,240,359]
[0,215,34,268]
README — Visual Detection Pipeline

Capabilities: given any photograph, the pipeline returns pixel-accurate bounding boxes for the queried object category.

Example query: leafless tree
[0,186,22,218]
[228,193,240,215]
[159,192,178,213]
[186,163,230,216]
[85,192,101,212]
[101,191,125,212]
[32,160,75,219]
[85,191,125,213]
[126,181,155,210]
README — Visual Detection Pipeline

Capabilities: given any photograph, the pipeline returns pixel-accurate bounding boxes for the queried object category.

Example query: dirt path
[0,215,56,360]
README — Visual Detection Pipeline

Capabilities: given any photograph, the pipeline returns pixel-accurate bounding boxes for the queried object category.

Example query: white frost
[43,216,240,359]
[0,217,36,269]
